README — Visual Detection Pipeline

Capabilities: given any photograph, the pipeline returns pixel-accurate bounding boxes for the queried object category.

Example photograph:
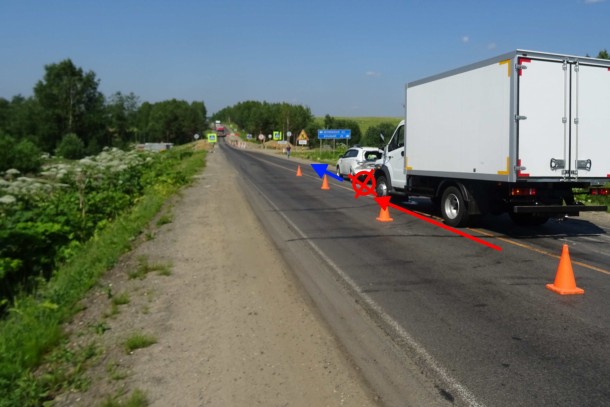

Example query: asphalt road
[221,139,610,407]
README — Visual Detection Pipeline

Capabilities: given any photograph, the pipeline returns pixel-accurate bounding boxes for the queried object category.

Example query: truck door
[517,57,610,179]
[386,123,406,188]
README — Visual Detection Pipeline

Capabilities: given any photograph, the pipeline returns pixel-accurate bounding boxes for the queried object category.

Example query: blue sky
[1,0,608,117]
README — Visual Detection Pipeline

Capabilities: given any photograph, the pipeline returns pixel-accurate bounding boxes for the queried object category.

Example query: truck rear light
[511,187,536,197]
[590,188,609,196]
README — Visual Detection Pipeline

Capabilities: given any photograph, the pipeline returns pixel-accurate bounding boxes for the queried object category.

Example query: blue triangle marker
[310,163,343,182]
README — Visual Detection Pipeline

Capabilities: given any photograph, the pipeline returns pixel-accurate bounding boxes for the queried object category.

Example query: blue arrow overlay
[310,163,344,182]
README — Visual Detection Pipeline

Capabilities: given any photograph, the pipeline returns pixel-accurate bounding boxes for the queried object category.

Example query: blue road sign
[317,129,351,139]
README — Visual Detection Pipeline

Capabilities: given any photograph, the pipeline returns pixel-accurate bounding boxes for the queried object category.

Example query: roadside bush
[0,134,43,173]
[0,144,206,407]
[56,133,85,159]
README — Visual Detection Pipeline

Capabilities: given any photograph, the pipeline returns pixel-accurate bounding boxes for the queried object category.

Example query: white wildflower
[0,195,16,204]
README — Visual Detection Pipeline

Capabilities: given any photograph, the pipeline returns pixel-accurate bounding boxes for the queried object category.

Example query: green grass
[112,292,130,306]
[106,361,129,381]
[128,256,172,279]
[124,333,157,353]
[0,144,206,407]
[99,389,148,407]
[155,213,173,226]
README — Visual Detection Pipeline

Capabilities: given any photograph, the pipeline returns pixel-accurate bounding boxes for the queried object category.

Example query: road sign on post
[317,129,351,140]
[297,130,309,146]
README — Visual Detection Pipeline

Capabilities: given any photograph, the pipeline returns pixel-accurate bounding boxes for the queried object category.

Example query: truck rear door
[517,57,610,180]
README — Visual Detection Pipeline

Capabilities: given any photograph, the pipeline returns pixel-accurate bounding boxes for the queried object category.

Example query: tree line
[0,59,207,172]
[211,101,390,146]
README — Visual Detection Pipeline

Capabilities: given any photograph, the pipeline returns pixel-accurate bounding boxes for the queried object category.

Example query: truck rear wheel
[440,186,469,227]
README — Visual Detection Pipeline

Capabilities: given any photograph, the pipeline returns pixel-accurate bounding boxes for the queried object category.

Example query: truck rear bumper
[513,204,608,215]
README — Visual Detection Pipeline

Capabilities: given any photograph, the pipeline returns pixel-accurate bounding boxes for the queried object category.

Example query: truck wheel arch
[374,167,392,196]
[436,181,471,203]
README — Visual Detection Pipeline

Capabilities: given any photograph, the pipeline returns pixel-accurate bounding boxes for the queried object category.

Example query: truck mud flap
[513,205,608,215]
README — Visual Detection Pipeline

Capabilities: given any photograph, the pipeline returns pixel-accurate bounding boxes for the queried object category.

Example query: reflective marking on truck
[405,157,412,171]
[517,57,531,76]
[516,159,530,177]
[497,157,510,175]
[499,59,511,77]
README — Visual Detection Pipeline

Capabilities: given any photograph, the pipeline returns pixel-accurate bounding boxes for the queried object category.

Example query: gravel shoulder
[54,141,378,406]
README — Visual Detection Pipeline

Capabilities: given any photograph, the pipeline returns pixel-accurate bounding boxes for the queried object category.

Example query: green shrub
[56,133,85,159]
[0,134,42,173]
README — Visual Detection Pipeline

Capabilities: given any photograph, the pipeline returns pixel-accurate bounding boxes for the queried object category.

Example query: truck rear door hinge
[550,158,565,170]
[576,159,592,171]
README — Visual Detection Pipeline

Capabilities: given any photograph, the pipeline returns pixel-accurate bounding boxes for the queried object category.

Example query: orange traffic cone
[296,165,302,177]
[376,207,394,222]
[546,244,584,295]
[321,174,330,190]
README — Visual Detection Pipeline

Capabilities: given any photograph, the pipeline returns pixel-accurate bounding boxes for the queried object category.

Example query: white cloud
[584,0,605,3]
[366,71,381,77]
[462,36,470,43]
[487,42,497,50]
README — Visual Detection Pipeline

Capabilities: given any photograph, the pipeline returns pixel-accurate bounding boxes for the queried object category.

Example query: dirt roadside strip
[54,141,379,406]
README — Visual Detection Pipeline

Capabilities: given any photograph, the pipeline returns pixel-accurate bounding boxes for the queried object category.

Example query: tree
[213,100,314,140]
[321,115,362,145]
[361,122,399,148]
[34,59,105,152]
[106,92,140,147]
[0,134,42,173]
[597,49,609,60]
[144,99,205,144]
[0,96,44,142]
[55,133,85,159]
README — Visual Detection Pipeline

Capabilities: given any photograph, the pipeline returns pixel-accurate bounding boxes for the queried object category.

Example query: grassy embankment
[0,143,208,407]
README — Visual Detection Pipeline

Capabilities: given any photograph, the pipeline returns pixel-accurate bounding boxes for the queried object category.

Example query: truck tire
[440,186,469,227]
[376,175,389,197]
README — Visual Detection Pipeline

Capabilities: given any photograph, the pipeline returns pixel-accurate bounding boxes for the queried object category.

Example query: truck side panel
[406,59,511,181]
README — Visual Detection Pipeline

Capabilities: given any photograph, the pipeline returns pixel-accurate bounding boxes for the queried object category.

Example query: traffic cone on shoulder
[376,206,394,222]
[296,165,302,177]
[546,244,584,295]
[321,174,330,190]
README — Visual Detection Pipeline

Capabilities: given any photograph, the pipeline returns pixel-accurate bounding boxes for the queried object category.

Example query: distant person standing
[286,144,291,158]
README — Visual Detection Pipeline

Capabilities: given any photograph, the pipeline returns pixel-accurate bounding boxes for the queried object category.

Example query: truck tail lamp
[511,187,537,197]
[590,188,609,196]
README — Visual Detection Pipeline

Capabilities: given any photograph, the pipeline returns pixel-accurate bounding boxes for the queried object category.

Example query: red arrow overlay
[374,195,502,251]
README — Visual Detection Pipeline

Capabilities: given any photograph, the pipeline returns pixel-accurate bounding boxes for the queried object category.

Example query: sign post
[317,129,351,154]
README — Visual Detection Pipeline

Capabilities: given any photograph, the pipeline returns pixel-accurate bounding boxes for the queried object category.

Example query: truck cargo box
[405,50,610,184]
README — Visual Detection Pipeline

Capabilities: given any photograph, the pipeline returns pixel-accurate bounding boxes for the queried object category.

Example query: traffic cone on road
[546,244,584,295]
[321,174,330,190]
[376,206,394,222]
[296,165,302,177]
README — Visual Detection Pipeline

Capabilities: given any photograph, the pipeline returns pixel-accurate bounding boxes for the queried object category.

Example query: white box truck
[375,50,610,227]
